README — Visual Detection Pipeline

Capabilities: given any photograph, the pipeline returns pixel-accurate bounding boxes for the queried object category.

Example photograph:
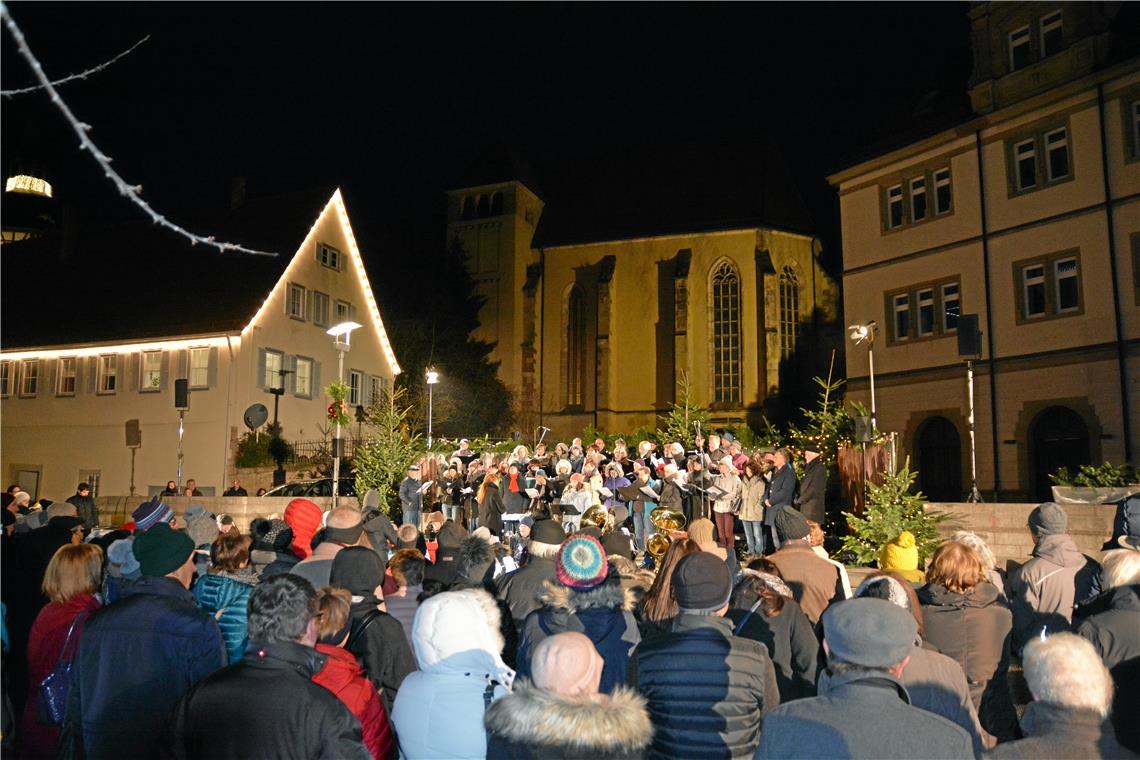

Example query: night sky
[1,2,974,283]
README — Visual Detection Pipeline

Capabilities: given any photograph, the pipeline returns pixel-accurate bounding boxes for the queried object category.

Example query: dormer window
[1009,26,1032,71]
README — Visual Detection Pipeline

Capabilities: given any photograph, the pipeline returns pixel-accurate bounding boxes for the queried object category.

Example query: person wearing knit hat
[758,598,974,760]
[185,514,220,577]
[768,507,844,625]
[498,518,567,627]
[71,522,225,759]
[132,496,173,533]
[878,531,926,583]
[485,631,653,759]
[516,534,641,694]
[249,518,299,579]
[632,552,780,759]
[1009,502,1100,652]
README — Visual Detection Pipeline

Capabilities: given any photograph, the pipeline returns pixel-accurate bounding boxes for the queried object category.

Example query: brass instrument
[646,508,687,559]
[581,504,611,533]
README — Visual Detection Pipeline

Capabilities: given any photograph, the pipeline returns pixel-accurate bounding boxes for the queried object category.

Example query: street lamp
[425,367,440,449]
[848,321,880,434]
[327,321,362,508]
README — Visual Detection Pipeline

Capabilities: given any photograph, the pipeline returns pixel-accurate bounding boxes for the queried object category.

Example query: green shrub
[1050,461,1137,488]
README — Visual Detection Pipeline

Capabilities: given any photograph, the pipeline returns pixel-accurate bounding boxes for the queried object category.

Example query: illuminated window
[1022,264,1047,318]
[0,361,10,397]
[286,283,306,320]
[57,357,77,396]
[1045,128,1069,181]
[566,286,585,406]
[910,177,927,222]
[893,294,911,341]
[1039,10,1063,57]
[20,359,38,397]
[886,185,904,229]
[348,370,363,406]
[97,355,117,394]
[1009,25,1031,71]
[934,168,952,215]
[141,351,162,391]
[710,261,741,405]
[1015,139,1037,190]
[295,357,313,398]
[942,282,960,332]
[312,291,330,326]
[189,347,210,389]
[263,349,283,389]
[317,242,342,271]
[779,266,800,359]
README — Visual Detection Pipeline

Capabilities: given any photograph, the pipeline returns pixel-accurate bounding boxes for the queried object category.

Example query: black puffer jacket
[630,614,780,760]
[1076,584,1140,753]
[497,551,559,627]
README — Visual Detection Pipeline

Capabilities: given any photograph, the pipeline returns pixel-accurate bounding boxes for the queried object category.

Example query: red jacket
[312,643,394,759]
[284,499,323,560]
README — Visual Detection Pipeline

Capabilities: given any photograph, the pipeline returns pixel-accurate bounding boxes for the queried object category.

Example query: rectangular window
[0,361,10,397]
[1015,139,1037,190]
[317,242,342,271]
[1022,264,1047,318]
[917,288,936,336]
[348,370,363,407]
[910,177,927,222]
[886,185,904,229]
[335,300,352,324]
[263,349,283,389]
[1039,10,1063,57]
[97,355,117,394]
[934,168,952,215]
[893,294,911,341]
[369,375,383,406]
[57,357,77,396]
[312,291,330,326]
[19,359,38,397]
[1009,25,1032,71]
[942,282,961,332]
[1045,128,1069,181]
[295,357,313,398]
[286,283,306,321]
[140,350,162,391]
[1054,257,1080,312]
[189,347,209,388]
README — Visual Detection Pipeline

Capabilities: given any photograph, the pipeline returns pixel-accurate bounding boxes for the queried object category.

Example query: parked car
[263,478,357,498]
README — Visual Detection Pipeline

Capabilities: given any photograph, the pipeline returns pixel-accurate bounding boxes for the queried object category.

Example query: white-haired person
[1074,548,1140,754]
[951,529,1006,597]
[984,632,1126,759]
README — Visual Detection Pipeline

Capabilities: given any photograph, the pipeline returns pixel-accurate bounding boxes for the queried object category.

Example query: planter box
[1051,486,1140,505]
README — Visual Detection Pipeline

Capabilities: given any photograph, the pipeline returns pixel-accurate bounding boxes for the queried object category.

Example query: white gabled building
[0,188,400,498]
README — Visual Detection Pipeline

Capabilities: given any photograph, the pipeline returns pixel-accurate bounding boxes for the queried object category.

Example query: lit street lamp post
[327,321,362,509]
[426,368,440,449]
[848,321,880,433]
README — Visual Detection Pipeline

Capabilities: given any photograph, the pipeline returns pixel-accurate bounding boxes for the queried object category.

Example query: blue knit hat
[132,496,173,533]
[555,535,608,590]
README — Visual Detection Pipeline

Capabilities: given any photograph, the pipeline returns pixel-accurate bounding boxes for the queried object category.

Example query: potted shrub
[1050,462,1139,504]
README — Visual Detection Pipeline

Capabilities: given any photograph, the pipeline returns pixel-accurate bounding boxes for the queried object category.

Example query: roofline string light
[0,334,235,362]
[1,34,150,98]
[0,4,276,258]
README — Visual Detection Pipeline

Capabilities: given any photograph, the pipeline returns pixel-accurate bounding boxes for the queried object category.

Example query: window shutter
[207,347,219,389]
[159,351,170,391]
[42,361,54,395]
[73,358,83,396]
[257,348,267,390]
[312,361,321,399]
[176,350,189,380]
[285,355,298,395]
[86,360,96,394]
[124,354,136,393]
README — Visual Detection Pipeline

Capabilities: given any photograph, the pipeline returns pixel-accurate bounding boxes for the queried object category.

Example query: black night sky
[2,2,974,288]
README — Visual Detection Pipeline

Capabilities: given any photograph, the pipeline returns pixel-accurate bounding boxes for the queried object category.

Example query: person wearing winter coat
[631,552,780,760]
[1074,549,1140,754]
[284,498,323,560]
[312,587,395,760]
[497,519,567,628]
[984,633,1129,759]
[479,472,506,535]
[20,544,102,760]
[249,518,300,579]
[67,523,226,759]
[66,482,98,531]
[739,456,767,556]
[485,632,652,760]
[329,546,416,712]
[918,540,1020,743]
[391,588,515,760]
[767,509,843,625]
[795,445,826,525]
[1007,502,1100,651]
[558,473,592,534]
[165,574,370,760]
[763,449,798,550]
[193,532,259,665]
[725,563,819,703]
[517,535,641,694]
[757,598,973,760]
[711,460,741,551]
[422,520,468,586]
[383,548,425,647]
[292,507,372,589]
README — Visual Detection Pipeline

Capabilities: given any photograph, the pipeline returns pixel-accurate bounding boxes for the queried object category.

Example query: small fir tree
[662,372,710,447]
[840,458,950,565]
[353,385,424,518]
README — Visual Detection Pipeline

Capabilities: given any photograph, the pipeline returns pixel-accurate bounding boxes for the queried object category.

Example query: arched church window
[710,260,741,405]
[779,265,800,359]
[566,286,585,406]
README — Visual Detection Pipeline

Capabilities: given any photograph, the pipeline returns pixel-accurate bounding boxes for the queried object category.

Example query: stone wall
[925,501,1117,570]
[95,495,359,534]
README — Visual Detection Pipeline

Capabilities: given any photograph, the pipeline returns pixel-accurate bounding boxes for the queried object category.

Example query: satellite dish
[243,403,269,430]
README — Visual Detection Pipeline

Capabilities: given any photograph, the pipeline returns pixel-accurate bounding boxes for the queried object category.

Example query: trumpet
[646,507,687,559]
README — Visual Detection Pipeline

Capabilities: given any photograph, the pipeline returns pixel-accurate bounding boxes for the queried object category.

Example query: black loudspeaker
[958,314,982,357]
[174,379,190,410]
[855,416,874,443]
[125,419,142,448]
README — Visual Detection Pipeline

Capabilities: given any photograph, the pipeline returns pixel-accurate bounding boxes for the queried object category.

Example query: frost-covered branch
[2,34,150,97]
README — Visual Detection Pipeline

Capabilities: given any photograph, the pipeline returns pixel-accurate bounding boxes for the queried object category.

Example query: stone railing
[95,496,360,534]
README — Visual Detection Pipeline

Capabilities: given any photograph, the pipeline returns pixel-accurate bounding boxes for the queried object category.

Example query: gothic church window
[566,286,585,406]
[779,265,800,359]
[710,261,741,405]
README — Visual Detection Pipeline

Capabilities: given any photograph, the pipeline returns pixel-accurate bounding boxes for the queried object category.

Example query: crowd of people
[0,434,1136,759]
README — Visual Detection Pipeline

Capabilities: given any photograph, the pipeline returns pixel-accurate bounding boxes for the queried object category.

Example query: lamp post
[425,368,440,449]
[848,321,880,433]
[327,321,362,508]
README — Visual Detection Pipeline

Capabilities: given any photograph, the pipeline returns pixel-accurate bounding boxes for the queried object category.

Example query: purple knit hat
[132,496,173,533]
[555,535,608,590]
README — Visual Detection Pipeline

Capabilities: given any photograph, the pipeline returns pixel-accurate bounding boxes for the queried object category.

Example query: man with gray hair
[165,574,369,759]
[291,507,370,588]
[984,632,1124,759]
[758,597,973,759]
[1007,502,1100,651]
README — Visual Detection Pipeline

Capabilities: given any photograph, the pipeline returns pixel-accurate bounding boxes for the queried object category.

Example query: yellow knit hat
[880,531,920,574]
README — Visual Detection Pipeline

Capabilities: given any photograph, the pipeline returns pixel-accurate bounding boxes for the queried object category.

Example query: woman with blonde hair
[950,529,1005,596]
[21,544,103,759]
[918,539,1018,742]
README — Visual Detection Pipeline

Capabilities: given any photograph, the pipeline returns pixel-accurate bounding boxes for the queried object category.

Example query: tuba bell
[646,508,687,559]
[581,505,611,533]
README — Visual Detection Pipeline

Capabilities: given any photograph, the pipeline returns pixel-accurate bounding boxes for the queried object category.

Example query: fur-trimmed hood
[485,681,652,754]
[539,577,636,613]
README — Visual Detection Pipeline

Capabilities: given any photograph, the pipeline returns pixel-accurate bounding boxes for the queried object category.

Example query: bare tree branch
[2,34,151,97]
